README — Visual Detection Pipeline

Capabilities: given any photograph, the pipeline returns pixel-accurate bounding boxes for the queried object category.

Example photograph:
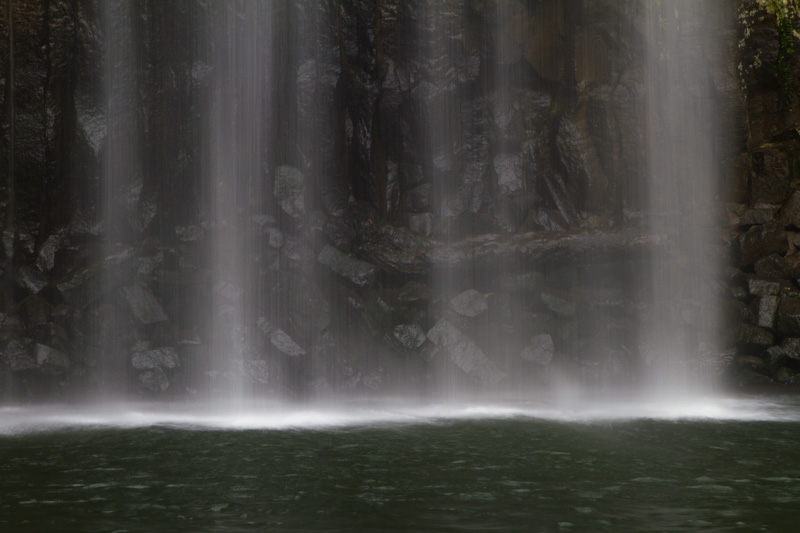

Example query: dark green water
[2,397,800,532]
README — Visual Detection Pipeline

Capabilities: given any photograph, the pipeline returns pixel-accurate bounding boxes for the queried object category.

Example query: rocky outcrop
[0,0,793,398]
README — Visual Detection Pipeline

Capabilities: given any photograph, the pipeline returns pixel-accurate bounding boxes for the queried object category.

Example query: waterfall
[100,0,142,393]
[201,1,274,401]
[81,1,736,401]
[642,1,731,394]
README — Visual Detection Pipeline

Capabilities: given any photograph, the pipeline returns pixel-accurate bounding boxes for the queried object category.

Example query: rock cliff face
[725,0,800,386]
[0,0,796,398]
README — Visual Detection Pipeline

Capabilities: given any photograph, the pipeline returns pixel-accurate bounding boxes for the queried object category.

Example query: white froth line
[1,399,799,435]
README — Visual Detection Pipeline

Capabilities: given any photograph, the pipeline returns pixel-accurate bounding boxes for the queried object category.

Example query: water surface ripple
[1,395,799,531]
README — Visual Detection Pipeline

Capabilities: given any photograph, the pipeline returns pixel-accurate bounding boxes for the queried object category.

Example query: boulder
[776,298,800,337]
[778,190,800,227]
[2,339,37,371]
[738,208,775,227]
[541,290,577,318]
[426,319,506,386]
[121,285,168,324]
[131,347,180,370]
[737,222,788,266]
[139,368,169,392]
[15,266,50,294]
[175,225,205,242]
[738,324,774,351]
[450,289,488,317]
[56,246,137,309]
[520,334,555,365]
[747,277,781,296]
[754,254,789,279]
[774,366,796,384]
[317,245,377,287]
[756,296,779,329]
[34,344,71,374]
[273,166,306,219]
[269,328,306,358]
[392,324,427,350]
[243,359,272,384]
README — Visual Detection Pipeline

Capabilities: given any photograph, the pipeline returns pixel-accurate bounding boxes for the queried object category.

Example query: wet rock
[396,281,432,303]
[738,324,774,351]
[730,286,749,301]
[36,233,66,272]
[318,245,377,287]
[541,290,576,318]
[406,213,433,237]
[392,324,427,351]
[359,224,430,275]
[426,319,506,386]
[778,190,800,227]
[34,344,71,374]
[525,208,569,232]
[131,347,180,370]
[747,278,781,297]
[404,184,431,212]
[774,366,796,384]
[524,1,569,82]
[243,359,272,384]
[426,229,665,271]
[139,368,169,392]
[493,154,523,195]
[213,280,244,302]
[776,298,800,336]
[15,266,50,295]
[273,166,305,219]
[495,272,544,293]
[121,285,168,324]
[56,247,137,309]
[269,328,306,358]
[520,334,555,365]
[450,289,488,317]
[754,254,789,279]
[0,314,25,340]
[2,339,37,371]
[736,355,768,374]
[751,148,790,204]
[737,222,788,266]
[738,208,775,227]
[20,296,51,328]
[556,106,609,211]
[757,296,779,329]
[763,345,788,373]
[175,225,204,242]
[780,338,800,361]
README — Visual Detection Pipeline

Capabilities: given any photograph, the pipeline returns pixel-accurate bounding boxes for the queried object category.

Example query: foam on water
[1,395,799,436]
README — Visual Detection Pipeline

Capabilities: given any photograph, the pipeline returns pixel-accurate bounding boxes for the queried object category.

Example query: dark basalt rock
[139,368,169,393]
[520,334,555,365]
[2,340,37,371]
[757,296,780,329]
[450,289,488,318]
[392,324,427,351]
[737,222,788,266]
[121,285,169,325]
[273,166,306,220]
[747,277,782,297]
[739,208,776,227]
[131,347,180,370]
[426,318,506,386]
[56,247,138,310]
[739,324,774,351]
[34,344,71,375]
[318,245,378,287]
[776,298,800,337]
[754,254,790,279]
